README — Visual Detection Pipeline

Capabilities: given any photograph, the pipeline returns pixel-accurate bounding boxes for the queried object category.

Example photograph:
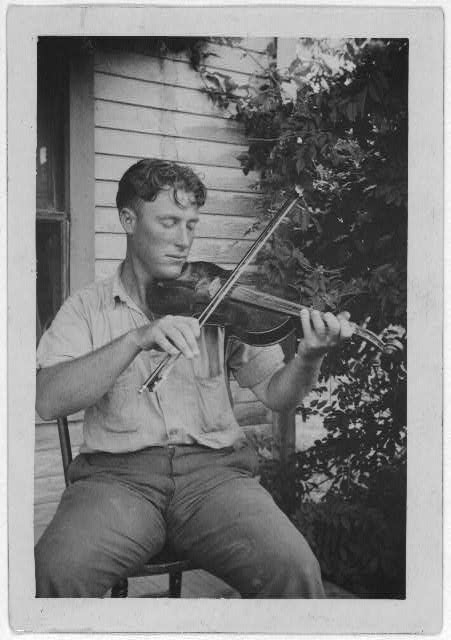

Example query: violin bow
[139,193,301,393]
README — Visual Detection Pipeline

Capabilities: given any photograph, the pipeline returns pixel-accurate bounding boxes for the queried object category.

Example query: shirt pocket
[194,373,237,433]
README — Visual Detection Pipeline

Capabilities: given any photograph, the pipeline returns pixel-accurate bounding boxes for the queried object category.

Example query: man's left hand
[297,309,355,360]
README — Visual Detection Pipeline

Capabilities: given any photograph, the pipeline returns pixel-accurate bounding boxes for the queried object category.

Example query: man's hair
[116,158,207,212]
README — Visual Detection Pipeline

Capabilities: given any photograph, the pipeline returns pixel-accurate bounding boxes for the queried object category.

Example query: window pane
[36,42,67,212]
[36,221,63,340]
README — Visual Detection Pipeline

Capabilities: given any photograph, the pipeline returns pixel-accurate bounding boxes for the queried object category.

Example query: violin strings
[229,285,387,351]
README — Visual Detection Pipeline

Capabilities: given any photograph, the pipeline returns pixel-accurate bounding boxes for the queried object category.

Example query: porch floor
[125,571,356,598]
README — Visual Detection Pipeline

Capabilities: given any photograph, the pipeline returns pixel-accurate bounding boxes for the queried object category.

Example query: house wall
[34,39,278,544]
[92,40,272,279]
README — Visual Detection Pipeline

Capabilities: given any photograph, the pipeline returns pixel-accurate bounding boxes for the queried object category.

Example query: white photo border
[6,3,444,634]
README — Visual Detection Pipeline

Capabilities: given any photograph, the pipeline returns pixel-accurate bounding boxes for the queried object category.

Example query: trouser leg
[35,456,167,597]
[168,445,325,598]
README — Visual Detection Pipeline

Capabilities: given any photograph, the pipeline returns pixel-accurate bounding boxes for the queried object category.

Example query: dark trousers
[35,442,325,598]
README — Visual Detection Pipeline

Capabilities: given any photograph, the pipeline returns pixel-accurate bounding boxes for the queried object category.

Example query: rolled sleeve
[36,294,93,370]
[227,340,285,390]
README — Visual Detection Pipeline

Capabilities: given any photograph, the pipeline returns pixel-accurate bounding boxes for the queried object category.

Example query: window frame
[36,39,95,328]
[36,40,71,331]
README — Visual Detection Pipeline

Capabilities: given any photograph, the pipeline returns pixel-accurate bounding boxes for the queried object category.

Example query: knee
[275,544,321,580]
[35,532,106,597]
[254,538,324,597]
[286,546,323,590]
[35,535,66,597]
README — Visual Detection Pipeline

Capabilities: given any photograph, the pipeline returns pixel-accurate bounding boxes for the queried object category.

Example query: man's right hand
[132,315,201,359]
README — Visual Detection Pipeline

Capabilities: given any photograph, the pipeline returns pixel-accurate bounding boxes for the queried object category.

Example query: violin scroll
[351,322,405,357]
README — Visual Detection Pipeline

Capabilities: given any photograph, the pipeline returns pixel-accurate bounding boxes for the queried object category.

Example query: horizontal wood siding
[96,153,256,191]
[93,39,272,281]
[35,39,274,544]
[95,128,247,170]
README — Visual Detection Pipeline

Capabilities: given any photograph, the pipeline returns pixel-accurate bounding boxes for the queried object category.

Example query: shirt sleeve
[226,338,285,391]
[36,292,93,369]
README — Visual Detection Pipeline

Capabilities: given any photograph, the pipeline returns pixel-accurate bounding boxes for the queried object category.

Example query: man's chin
[155,262,185,280]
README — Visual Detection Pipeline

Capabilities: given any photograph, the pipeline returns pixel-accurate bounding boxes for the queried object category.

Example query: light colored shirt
[36,265,285,453]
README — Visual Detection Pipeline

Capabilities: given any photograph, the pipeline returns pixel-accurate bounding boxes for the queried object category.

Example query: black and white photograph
[5,3,444,635]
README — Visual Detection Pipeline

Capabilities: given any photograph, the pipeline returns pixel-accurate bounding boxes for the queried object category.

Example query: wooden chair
[56,417,194,597]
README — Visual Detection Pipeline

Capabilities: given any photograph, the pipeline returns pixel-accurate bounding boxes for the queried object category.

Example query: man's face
[129,188,200,280]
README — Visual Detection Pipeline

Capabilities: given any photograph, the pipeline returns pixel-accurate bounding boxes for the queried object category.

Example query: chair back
[56,417,73,488]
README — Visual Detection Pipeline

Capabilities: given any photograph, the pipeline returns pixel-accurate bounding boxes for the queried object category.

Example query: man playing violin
[35,158,354,597]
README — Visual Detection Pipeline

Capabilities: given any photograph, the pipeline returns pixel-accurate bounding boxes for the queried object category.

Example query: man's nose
[175,224,190,248]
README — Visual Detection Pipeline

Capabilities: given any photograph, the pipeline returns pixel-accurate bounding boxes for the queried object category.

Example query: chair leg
[169,571,183,597]
[111,578,129,597]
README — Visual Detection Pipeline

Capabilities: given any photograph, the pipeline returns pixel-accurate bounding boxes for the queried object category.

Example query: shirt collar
[111,262,146,315]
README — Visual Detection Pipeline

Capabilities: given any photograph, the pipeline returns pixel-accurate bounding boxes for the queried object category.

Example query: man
[35,158,354,597]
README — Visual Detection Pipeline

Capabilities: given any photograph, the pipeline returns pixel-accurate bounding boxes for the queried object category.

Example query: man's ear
[119,207,137,235]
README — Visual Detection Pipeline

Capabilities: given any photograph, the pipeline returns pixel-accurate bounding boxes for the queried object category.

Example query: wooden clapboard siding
[94,41,270,89]
[96,154,256,192]
[95,128,247,169]
[151,40,270,78]
[95,51,252,104]
[95,98,246,144]
[95,72,228,119]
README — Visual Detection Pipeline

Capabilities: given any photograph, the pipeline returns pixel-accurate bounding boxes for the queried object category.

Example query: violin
[146,260,388,350]
[138,194,394,394]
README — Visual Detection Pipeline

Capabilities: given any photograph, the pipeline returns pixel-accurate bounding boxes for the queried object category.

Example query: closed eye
[159,217,177,228]
[158,216,199,231]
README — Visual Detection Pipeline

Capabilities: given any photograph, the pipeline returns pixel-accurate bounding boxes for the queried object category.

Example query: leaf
[310,215,323,234]
[224,76,238,93]
[205,73,221,89]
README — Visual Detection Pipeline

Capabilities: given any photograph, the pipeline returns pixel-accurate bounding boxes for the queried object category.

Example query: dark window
[36,40,69,340]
